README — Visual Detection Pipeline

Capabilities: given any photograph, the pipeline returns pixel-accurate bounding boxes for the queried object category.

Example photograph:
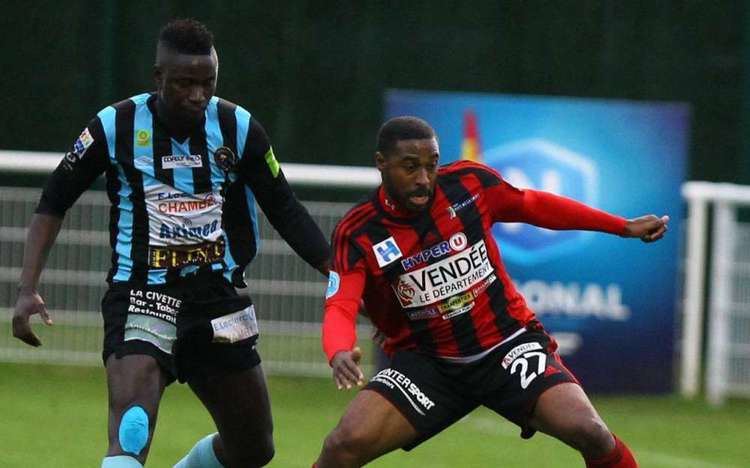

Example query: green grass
[0,362,747,467]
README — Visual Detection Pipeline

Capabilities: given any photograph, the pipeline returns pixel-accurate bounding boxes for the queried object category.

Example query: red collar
[378,186,418,218]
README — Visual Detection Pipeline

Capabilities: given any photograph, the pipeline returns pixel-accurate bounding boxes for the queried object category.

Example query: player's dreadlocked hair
[158,18,214,55]
[376,116,436,155]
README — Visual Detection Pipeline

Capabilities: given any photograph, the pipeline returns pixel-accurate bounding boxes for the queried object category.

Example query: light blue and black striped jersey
[39,92,329,286]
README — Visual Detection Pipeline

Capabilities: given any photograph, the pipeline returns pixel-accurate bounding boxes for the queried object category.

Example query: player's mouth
[409,195,430,206]
[407,189,432,208]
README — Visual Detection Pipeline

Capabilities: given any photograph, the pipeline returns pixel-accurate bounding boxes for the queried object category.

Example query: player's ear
[375,152,387,171]
[153,65,164,89]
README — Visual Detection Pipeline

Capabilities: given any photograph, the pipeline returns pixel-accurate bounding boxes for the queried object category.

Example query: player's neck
[379,186,418,218]
[154,97,202,142]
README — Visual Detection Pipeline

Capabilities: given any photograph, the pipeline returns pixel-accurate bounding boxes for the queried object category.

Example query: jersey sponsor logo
[436,291,475,319]
[393,240,493,308]
[148,239,225,269]
[162,154,203,169]
[144,185,224,247]
[73,128,94,156]
[211,305,259,343]
[501,341,543,369]
[135,129,151,147]
[405,307,441,321]
[127,288,182,324]
[406,274,497,321]
[157,193,216,214]
[373,236,403,268]
[471,272,497,298]
[400,232,468,271]
[371,368,435,415]
[159,219,219,240]
[62,127,95,170]
[447,194,480,219]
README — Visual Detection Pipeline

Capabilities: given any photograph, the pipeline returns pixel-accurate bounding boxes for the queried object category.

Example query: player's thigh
[355,351,475,453]
[105,353,169,455]
[328,388,419,456]
[188,363,273,445]
[480,329,581,439]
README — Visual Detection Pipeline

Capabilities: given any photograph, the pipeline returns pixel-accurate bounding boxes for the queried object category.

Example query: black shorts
[365,326,579,450]
[101,272,261,384]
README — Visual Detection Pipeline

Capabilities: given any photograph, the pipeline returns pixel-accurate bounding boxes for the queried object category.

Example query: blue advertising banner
[385,89,689,393]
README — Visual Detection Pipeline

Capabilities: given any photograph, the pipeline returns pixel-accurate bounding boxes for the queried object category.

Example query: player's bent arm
[323,267,366,389]
[13,213,64,346]
[239,120,331,276]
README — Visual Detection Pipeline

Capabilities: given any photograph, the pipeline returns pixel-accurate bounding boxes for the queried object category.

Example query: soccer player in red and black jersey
[314,116,668,468]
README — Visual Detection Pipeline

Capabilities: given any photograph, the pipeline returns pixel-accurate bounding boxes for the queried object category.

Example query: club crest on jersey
[162,154,203,169]
[214,146,238,172]
[373,236,403,268]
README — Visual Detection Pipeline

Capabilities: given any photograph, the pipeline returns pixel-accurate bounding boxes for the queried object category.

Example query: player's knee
[323,423,371,461]
[117,406,150,456]
[570,417,613,457]
[227,434,274,467]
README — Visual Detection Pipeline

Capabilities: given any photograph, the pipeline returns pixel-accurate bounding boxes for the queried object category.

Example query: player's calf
[584,434,638,468]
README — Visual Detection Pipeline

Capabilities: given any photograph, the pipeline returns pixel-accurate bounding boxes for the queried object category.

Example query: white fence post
[680,196,708,398]
[706,200,735,406]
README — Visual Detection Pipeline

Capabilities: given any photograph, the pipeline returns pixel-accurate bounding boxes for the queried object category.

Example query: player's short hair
[376,116,436,155]
[158,18,214,55]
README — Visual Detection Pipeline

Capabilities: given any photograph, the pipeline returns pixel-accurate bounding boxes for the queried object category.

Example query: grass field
[0,362,746,468]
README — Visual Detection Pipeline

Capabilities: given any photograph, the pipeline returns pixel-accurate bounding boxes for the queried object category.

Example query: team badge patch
[326,271,340,299]
[373,236,403,268]
[214,146,238,172]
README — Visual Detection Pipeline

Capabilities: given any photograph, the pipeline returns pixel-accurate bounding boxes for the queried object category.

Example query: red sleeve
[489,183,627,235]
[322,264,366,363]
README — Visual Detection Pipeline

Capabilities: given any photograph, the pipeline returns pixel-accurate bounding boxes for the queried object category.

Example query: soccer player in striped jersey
[12,19,330,468]
[315,116,668,467]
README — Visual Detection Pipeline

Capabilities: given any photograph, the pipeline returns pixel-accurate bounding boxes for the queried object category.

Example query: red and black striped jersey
[323,160,626,360]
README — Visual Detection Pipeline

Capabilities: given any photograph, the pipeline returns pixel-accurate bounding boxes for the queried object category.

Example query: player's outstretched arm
[13,213,63,347]
[330,347,365,390]
[621,215,669,243]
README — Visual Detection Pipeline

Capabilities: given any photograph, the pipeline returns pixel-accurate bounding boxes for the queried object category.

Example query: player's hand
[330,347,365,390]
[622,215,669,243]
[12,289,52,347]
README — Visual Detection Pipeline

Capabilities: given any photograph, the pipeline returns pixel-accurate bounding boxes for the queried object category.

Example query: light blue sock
[174,433,224,468]
[101,455,143,467]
